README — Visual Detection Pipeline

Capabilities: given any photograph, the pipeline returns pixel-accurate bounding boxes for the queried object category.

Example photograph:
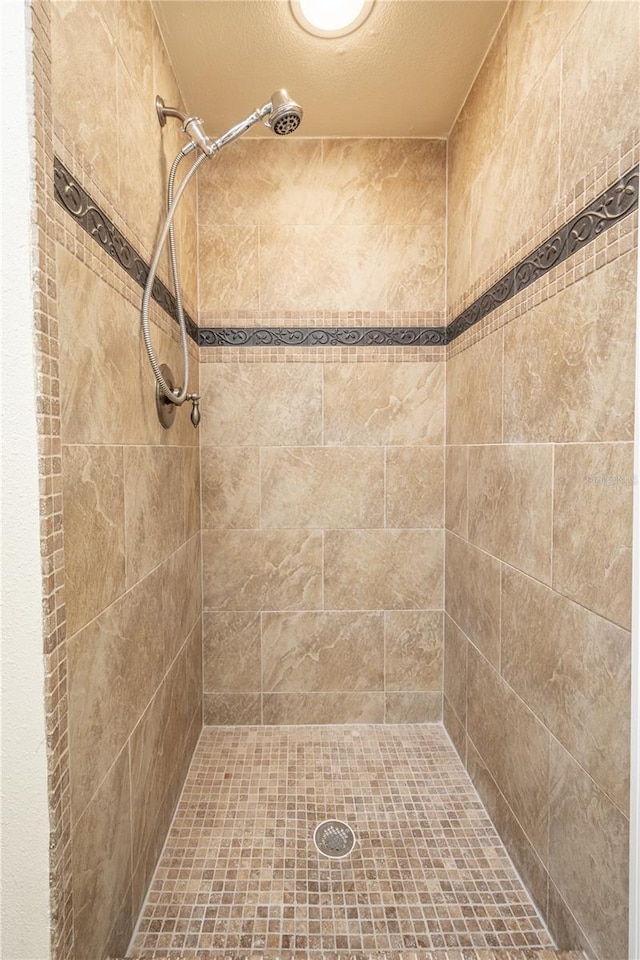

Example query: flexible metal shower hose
[141,144,207,405]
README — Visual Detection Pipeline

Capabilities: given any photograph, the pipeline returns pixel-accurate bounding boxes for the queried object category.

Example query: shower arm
[156,95,273,158]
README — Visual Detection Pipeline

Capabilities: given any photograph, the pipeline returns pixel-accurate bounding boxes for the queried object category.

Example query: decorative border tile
[198,326,447,347]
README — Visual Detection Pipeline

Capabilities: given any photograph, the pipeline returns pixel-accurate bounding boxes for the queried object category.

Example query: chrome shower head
[266,89,303,136]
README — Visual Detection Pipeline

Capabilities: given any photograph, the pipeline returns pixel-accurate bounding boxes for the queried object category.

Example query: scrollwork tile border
[197,326,447,347]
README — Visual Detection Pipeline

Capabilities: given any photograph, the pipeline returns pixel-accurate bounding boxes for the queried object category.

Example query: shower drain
[313,819,356,859]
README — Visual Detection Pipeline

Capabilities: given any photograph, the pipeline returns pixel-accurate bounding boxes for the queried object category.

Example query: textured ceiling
[152,0,507,139]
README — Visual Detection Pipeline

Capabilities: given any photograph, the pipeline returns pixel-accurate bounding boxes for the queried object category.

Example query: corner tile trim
[198,326,447,347]
[53,156,198,341]
[447,164,639,343]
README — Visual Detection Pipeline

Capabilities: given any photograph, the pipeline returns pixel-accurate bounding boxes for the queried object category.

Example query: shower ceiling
[151,0,508,138]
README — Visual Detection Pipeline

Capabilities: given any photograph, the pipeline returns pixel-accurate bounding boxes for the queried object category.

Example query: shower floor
[128,724,554,957]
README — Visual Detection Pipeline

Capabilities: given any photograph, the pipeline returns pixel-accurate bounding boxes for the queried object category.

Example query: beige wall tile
[62,445,126,637]
[67,570,165,822]
[560,0,640,196]
[553,443,633,629]
[443,614,467,726]
[502,566,630,813]
[384,611,443,691]
[261,447,384,529]
[201,447,260,529]
[443,697,466,761]
[71,747,132,960]
[547,879,595,956]
[446,332,502,445]
[385,447,444,528]
[203,529,323,611]
[386,225,445,312]
[325,529,443,611]
[444,533,501,669]
[198,223,260,312]
[467,444,553,582]
[504,252,637,443]
[112,1,155,107]
[262,612,383,693]
[446,190,472,308]
[124,446,185,586]
[161,536,202,668]
[549,739,629,960]
[385,692,442,723]
[184,445,201,540]
[445,446,468,537]
[467,644,550,859]
[203,692,261,725]
[199,363,322,447]
[262,692,384,725]
[324,363,444,446]
[203,612,261,692]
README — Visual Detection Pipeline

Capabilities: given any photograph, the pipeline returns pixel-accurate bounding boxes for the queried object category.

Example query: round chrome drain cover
[313,819,356,859]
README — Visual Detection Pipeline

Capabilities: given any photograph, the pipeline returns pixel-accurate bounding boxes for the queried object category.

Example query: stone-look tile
[386,225,445,312]
[385,447,444,528]
[161,535,202,668]
[444,532,501,669]
[504,252,637,443]
[183,445,201,541]
[197,139,325,226]
[384,611,443,691]
[553,443,633,629]
[385,692,442,723]
[104,885,134,960]
[67,570,165,823]
[203,692,261,725]
[201,447,260,529]
[62,445,125,637]
[202,529,323,611]
[549,740,629,960]
[446,189,472,308]
[443,697,466,762]
[261,447,384,529]
[443,614,467,726]
[446,331,502,445]
[505,0,587,125]
[447,17,507,207]
[124,446,185,586]
[324,530,443,611]
[467,444,553,583]
[560,0,640,196]
[111,0,155,108]
[547,879,595,956]
[71,747,132,960]
[198,223,260,312]
[466,739,549,916]
[445,445,468,537]
[260,224,388,312]
[129,652,187,869]
[262,612,383,693]
[501,566,630,813]
[324,363,444,446]
[185,620,203,729]
[469,55,561,281]
[262,692,385,725]
[203,612,261,693]
[321,138,446,227]
[199,364,322,447]
[467,644,550,859]
[51,1,118,196]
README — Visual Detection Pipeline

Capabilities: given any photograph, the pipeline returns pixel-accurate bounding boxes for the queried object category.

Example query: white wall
[0,2,52,957]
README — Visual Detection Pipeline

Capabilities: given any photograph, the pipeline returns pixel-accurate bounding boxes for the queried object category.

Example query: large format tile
[386,224,445,312]
[324,529,443,610]
[443,614,467,726]
[553,443,633,629]
[203,529,323,611]
[446,332,502,445]
[198,223,260,312]
[504,252,637,443]
[261,446,384,529]
[384,611,443,692]
[262,692,385,725]
[549,740,629,960]
[467,444,553,583]
[501,566,630,813]
[445,445,468,538]
[62,445,126,637]
[385,447,444,528]
[262,612,383,693]
[444,532,501,668]
[199,364,322,447]
[160,535,202,668]
[203,611,261,692]
[324,363,444,446]
[466,644,550,859]
[203,692,261,725]
[385,691,442,723]
[201,447,260,529]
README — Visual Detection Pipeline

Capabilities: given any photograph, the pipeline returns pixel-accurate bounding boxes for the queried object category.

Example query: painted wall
[444,3,639,959]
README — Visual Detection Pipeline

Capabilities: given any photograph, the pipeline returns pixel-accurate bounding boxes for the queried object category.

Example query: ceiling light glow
[290,0,374,38]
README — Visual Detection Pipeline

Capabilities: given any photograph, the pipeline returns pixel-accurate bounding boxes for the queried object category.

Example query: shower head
[265,90,303,136]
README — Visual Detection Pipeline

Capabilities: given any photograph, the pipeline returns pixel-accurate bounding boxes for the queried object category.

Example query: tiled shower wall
[443,3,639,960]
[197,141,447,724]
[46,3,202,958]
